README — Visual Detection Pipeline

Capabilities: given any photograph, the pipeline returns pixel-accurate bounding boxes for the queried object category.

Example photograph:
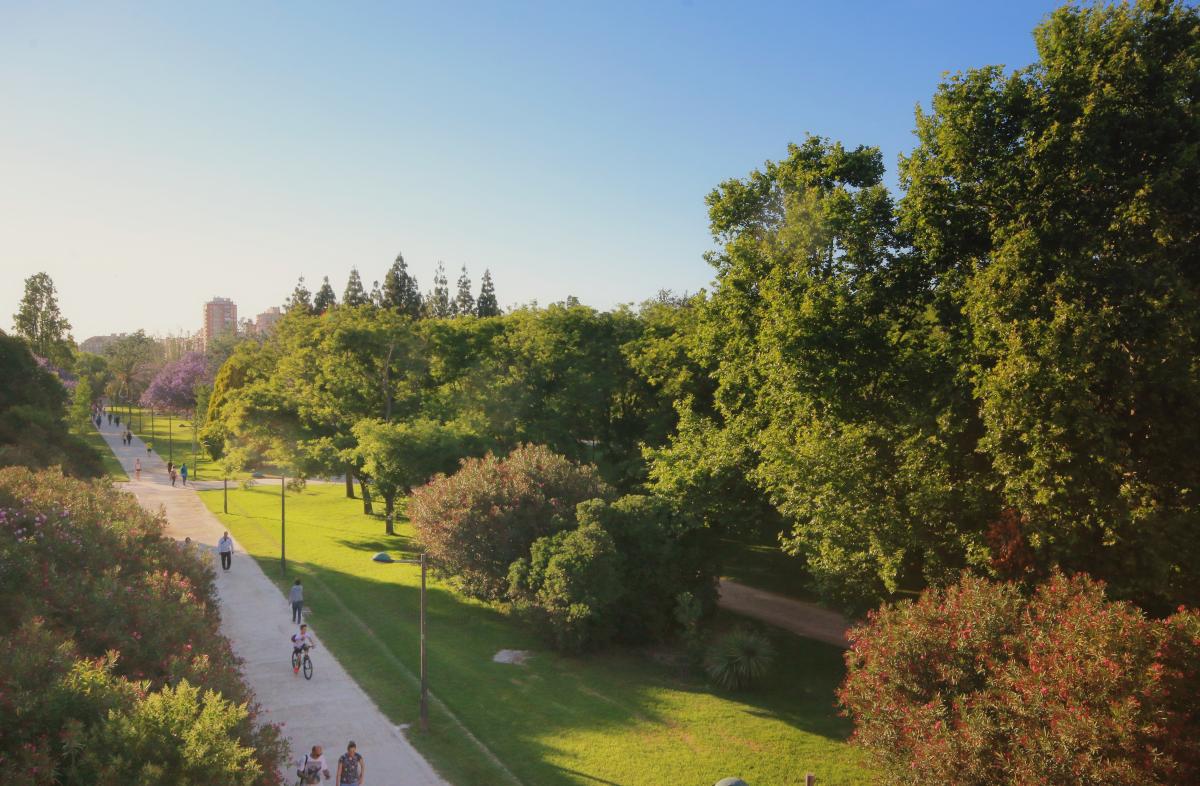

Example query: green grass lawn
[199,484,872,786]
[121,406,214,479]
[74,423,129,481]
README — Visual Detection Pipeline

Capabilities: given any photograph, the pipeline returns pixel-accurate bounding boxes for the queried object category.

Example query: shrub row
[0,467,285,785]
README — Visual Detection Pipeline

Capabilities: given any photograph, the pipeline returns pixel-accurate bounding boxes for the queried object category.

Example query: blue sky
[1,0,1060,340]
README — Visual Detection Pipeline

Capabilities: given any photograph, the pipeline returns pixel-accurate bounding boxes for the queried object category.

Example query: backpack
[297,754,321,784]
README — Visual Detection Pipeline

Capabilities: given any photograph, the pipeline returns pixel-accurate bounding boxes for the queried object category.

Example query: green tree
[313,276,337,313]
[426,261,452,318]
[476,269,501,316]
[899,0,1200,610]
[73,352,112,402]
[453,266,474,317]
[285,275,314,314]
[353,417,471,535]
[12,271,75,366]
[104,331,162,411]
[381,253,423,317]
[343,267,370,307]
[69,377,95,431]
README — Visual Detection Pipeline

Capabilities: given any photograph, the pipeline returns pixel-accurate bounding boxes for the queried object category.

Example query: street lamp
[374,552,430,732]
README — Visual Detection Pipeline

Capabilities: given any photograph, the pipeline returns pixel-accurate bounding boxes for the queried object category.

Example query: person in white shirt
[217,531,234,571]
[296,744,331,783]
[291,623,316,675]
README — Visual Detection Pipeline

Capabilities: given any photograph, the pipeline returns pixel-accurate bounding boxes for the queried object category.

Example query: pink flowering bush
[409,444,612,599]
[838,572,1200,785]
[140,351,211,412]
[0,467,285,785]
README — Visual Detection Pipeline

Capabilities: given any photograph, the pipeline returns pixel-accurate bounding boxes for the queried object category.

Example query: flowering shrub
[0,467,285,785]
[838,573,1200,785]
[410,444,611,599]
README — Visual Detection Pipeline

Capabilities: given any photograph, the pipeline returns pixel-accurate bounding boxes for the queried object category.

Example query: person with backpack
[336,741,365,786]
[296,744,330,784]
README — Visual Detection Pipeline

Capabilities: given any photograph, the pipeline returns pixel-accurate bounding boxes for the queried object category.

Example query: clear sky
[1,0,1061,341]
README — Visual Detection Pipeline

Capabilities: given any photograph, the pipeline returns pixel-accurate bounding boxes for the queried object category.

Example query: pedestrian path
[717,579,851,648]
[94,416,447,785]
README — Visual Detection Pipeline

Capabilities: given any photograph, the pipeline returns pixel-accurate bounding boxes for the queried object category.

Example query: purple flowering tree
[140,352,210,412]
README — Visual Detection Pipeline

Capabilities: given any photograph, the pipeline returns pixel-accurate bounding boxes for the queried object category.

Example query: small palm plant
[704,627,775,690]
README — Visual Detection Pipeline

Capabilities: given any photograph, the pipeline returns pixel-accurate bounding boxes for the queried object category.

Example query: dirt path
[718,579,851,648]
[94,416,448,785]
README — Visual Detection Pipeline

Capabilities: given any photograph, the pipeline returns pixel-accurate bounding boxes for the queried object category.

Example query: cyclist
[291,623,316,675]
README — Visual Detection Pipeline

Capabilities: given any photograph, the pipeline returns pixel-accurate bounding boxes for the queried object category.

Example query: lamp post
[168,412,174,463]
[374,552,429,732]
[280,475,286,576]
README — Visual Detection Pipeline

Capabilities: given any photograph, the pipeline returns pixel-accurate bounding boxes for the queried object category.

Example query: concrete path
[94,416,448,785]
[717,579,851,648]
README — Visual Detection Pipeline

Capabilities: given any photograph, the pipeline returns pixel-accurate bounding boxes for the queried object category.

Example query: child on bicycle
[291,623,316,674]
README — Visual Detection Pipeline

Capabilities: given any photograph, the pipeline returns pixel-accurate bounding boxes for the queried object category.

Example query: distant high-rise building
[203,297,237,349]
[255,306,282,335]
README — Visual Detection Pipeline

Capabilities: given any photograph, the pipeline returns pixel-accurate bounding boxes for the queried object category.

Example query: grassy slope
[73,423,129,481]
[200,484,871,786]
[122,406,213,479]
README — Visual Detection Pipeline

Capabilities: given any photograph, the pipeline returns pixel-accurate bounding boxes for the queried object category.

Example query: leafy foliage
[410,444,611,599]
[839,573,1200,785]
[12,271,75,367]
[141,351,211,412]
[0,467,285,784]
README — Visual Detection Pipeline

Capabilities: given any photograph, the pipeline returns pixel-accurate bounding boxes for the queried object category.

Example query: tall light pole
[280,474,287,576]
[168,411,174,463]
[420,552,429,732]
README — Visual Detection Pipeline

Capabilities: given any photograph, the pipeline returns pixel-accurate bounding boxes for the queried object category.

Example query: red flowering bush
[410,444,611,599]
[839,573,1200,785]
[0,467,285,785]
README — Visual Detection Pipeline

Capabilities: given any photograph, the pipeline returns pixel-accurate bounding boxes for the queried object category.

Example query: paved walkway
[717,579,851,648]
[94,417,447,785]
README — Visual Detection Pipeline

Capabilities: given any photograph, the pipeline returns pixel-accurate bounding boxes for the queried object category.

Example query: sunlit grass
[122,406,212,478]
[199,483,872,786]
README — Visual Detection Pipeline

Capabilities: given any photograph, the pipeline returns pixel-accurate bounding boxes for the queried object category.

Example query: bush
[410,444,611,599]
[838,573,1200,785]
[704,628,775,690]
[507,494,720,651]
[508,523,623,652]
[0,467,286,784]
[575,495,718,642]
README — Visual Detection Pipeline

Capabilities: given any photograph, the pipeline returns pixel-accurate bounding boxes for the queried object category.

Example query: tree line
[284,254,501,318]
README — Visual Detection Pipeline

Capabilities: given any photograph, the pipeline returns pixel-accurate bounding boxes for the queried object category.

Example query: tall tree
[381,253,422,317]
[476,269,500,317]
[453,266,475,317]
[313,276,337,313]
[426,262,452,318]
[343,268,369,307]
[103,331,162,410]
[12,272,74,366]
[285,276,314,315]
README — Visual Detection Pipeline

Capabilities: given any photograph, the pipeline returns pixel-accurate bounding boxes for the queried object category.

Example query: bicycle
[291,644,314,680]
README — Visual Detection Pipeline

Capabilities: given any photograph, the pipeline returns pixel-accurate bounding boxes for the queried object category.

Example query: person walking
[134,458,141,481]
[296,745,330,784]
[217,531,234,571]
[335,742,364,786]
[289,578,305,624]
[180,463,188,486]
[167,461,175,486]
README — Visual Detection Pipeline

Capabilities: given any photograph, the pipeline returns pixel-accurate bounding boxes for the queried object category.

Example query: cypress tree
[427,261,452,318]
[285,276,314,314]
[343,268,369,306]
[313,276,337,313]
[454,266,475,317]
[381,253,423,317]
[476,269,500,317]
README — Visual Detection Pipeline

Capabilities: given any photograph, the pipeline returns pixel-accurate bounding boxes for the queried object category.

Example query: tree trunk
[345,466,356,499]
[385,492,395,536]
[360,477,373,515]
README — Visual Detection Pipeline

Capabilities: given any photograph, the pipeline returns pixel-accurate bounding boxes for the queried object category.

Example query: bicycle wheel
[291,650,301,672]
[302,653,313,680]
